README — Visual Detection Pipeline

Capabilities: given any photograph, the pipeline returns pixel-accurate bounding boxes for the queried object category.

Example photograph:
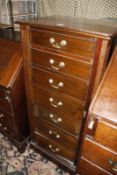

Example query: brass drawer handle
[49,79,64,89]
[49,130,60,138]
[49,144,60,152]
[49,114,62,123]
[0,114,4,118]
[108,159,117,172]
[49,37,67,49]
[49,98,63,108]
[49,59,65,71]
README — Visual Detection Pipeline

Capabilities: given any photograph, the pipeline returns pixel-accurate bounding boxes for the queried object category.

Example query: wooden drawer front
[32,117,78,151]
[33,103,81,136]
[0,110,16,138]
[31,49,92,81]
[32,67,88,101]
[33,130,76,161]
[93,121,117,152]
[30,29,96,58]
[0,96,13,115]
[78,158,112,175]
[32,85,84,118]
[82,138,117,174]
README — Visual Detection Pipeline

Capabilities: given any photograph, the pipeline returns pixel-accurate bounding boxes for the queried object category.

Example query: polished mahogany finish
[0,38,30,152]
[32,85,84,118]
[77,47,117,174]
[78,158,111,175]
[31,48,92,81]
[32,117,78,151]
[33,104,81,136]
[18,16,117,173]
[33,131,76,161]
[31,66,88,100]
[30,26,96,58]
[82,138,116,173]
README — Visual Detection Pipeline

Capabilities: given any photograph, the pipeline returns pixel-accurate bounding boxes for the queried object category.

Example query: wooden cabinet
[18,16,117,173]
[0,38,30,152]
[77,47,117,175]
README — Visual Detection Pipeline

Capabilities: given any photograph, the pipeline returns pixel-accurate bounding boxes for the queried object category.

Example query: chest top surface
[17,15,117,38]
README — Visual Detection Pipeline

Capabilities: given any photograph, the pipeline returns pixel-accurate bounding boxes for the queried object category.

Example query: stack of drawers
[18,16,117,173]
[29,26,96,167]
[78,47,117,175]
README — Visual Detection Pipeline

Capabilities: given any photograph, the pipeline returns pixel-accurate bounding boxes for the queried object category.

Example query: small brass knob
[49,98,54,102]
[49,59,55,65]
[49,144,52,148]
[49,37,55,44]
[58,82,64,88]
[3,127,7,131]
[49,79,54,84]
[5,96,9,100]
[59,62,65,68]
[0,114,4,118]
[60,40,67,47]
[7,90,10,94]
[49,114,54,118]
[58,118,62,122]
[58,101,63,106]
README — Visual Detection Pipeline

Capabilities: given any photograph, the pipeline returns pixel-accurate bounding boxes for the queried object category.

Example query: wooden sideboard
[18,16,117,173]
[0,38,30,152]
[77,47,117,175]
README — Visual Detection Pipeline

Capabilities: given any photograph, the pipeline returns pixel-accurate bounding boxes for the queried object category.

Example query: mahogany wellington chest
[18,16,117,173]
[77,47,117,175]
[0,38,30,152]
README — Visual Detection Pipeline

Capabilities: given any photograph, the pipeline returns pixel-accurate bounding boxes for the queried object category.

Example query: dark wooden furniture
[77,47,117,175]
[0,38,30,152]
[0,29,21,41]
[18,16,117,173]
[0,23,13,29]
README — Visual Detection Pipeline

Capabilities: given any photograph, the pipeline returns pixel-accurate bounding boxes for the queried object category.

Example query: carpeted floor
[0,134,70,175]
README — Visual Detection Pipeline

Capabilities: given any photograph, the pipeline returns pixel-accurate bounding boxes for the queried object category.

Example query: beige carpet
[0,133,70,175]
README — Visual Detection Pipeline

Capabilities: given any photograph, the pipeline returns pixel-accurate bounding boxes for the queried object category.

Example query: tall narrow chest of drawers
[18,16,117,173]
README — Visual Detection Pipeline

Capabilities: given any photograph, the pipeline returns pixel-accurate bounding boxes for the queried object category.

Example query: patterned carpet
[0,134,70,175]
